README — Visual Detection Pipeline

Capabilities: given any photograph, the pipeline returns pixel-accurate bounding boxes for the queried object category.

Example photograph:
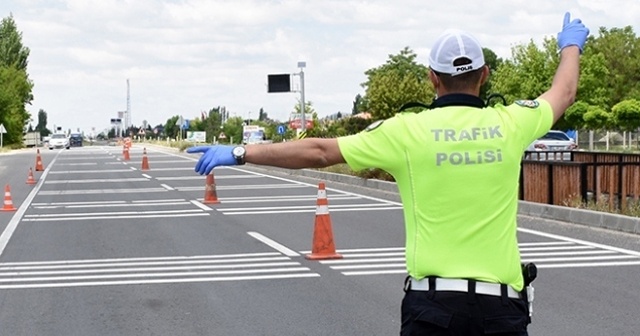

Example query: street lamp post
[298,61,306,133]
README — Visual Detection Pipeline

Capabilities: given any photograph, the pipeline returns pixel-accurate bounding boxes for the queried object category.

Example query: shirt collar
[430,94,485,109]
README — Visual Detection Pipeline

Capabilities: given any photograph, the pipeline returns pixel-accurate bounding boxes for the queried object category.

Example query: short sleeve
[504,99,554,145]
[337,116,405,173]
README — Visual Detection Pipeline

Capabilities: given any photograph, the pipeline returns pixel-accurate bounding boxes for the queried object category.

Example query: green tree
[222,116,245,144]
[0,15,33,146]
[0,65,32,144]
[583,105,611,131]
[491,38,558,103]
[35,109,51,136]
[564,101,590,130]
[164,115,180,139]
[0,15,30,71]
[352,94,367,115]
[611,99,640,131]
[362,47,435,120]
[480,47,503,100]
[587,26,640,108]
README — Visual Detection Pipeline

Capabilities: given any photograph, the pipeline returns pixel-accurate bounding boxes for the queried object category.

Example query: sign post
[0,123,6,148]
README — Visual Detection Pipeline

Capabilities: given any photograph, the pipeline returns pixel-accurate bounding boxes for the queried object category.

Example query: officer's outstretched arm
[245,138,345,169]
[538,12,589,123]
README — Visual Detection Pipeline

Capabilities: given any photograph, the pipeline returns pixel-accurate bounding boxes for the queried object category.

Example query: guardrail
[521,151,640,211]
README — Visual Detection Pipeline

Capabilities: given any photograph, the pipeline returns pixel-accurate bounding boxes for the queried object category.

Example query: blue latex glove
[186,145,236,175]
[557,12,589,53]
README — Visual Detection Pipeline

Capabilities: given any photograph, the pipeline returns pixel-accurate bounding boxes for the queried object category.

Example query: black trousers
[400,288,529,335]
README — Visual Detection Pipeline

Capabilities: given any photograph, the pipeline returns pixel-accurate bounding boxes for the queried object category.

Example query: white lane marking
[0,262,302,276]
[141,174,152,179]
[44,178,150,184]
[0,267,312,283]
[160,184,174,191]
[320,258,405,264]
[24,209,202,218]
[130,167,137,171]
[0,252,282,266]
[48,169,134,174]
[331,263,405,270]
[518,227,640,257]
[32,201,191,209]
[0,150,65,257]
[221,206,402,215]
[191,200,212,211]
[221,203,395,212]
[247,232,300,257]
[22,213,210,222]
[521,250,617,257]
[25,209,204,218]
[133,160,193,164]
[38,188,168,195]
[137,167,194,171]
[155,175,261,181]
[0,273,321,290]
[133,199,186,203]
[215,195,358,204]
[521,255,638,263]
[303,247,405,254]
[517,242,574,247]
[54,163,98,166]
[177,184,306,191]
[537,261,640,268]
[343,270,406,276]
[0,256,292,271]
[519,246,595,252]
[31,200,126,206]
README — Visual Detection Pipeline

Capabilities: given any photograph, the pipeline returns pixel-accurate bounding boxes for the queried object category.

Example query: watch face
[232,146,246,157]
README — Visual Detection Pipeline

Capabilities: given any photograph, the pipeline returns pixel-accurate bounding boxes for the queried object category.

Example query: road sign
[0,123,4,148]
[219,132,227,139]
[277,125,285,135]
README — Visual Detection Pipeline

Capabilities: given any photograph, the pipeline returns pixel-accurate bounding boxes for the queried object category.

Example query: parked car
[527,130,578,151]
[48,133,70,150]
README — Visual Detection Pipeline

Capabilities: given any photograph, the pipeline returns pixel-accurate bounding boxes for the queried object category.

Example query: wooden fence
[520,151,640,211]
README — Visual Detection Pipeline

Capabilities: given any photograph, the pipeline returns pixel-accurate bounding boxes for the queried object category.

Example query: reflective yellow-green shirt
[337,96,553,291]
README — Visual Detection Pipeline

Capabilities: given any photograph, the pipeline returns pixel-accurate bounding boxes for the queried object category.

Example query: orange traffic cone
[26,167,37,185]
[123,145,130,161]
[141,148,149,170]
[203,173,220,204]
[305,182,343,260]
[35,149,44,171]
[1,185,17,212]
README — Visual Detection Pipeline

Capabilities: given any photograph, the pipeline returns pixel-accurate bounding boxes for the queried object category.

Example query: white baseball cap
[429,29,485,76]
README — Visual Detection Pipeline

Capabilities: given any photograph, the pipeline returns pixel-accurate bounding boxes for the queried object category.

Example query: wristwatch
[232,146,246,165]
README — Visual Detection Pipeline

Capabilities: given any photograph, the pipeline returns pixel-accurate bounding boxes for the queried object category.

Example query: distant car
[527,130,578,151]
[48,133,70,150]
[69,133,83,147]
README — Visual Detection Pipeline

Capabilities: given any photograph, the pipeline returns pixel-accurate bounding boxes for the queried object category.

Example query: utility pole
[126,79,131,133]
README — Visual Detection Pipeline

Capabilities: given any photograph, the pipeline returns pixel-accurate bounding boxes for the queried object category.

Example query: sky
[2,0,639,135]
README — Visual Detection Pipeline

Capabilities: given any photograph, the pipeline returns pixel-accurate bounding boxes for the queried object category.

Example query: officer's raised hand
[187,145,238,175]
[557,12,589,52]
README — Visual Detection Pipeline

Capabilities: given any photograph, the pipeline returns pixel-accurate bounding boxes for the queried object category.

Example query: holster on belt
[520,263,537,322]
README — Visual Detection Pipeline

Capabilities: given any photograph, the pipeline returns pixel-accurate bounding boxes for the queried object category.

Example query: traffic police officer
[187,12,589,336]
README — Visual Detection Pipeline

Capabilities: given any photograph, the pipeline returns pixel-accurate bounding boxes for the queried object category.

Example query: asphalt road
[0,145,638,335]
